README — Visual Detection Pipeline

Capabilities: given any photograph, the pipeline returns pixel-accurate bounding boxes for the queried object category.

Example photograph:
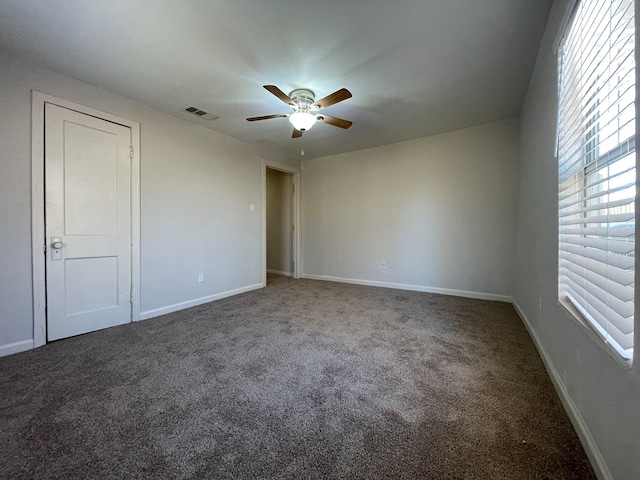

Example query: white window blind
[558,0,636,361]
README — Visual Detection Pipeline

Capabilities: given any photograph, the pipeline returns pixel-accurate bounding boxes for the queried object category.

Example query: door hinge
[129,146,134,159]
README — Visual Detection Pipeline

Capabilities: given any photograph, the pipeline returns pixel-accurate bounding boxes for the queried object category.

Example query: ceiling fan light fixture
[247,85,352,137]
[289,111,316,132]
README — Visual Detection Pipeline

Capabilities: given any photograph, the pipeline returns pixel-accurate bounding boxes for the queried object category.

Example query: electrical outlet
[381,261,387,272]
[198,273,205,283]
[538,293,544,312]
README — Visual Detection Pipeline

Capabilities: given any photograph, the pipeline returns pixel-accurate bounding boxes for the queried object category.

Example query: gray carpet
[1,274,595,479]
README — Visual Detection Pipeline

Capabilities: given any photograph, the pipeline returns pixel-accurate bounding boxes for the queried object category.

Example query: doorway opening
[263,162,300,285]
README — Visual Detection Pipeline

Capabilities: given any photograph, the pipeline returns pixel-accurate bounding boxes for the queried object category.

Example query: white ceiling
[0,0,552,161]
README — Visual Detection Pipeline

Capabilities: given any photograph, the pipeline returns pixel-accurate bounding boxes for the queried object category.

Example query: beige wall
[0,51,299,354]
[266,168,293,275]
[512,1,640,478]
[301,118,519,300]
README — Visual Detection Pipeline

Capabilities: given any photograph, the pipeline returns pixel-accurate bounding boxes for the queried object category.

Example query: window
[557,0,636,361]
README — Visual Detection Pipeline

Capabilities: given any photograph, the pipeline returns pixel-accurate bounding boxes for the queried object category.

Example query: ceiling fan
[247,85,353,138]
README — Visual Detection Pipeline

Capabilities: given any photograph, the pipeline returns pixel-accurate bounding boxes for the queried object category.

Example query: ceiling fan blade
[264,85,297,107]
[292,128,303,138]
[313,88,352,110]
[246,114,288,122]
[316,114,352,129]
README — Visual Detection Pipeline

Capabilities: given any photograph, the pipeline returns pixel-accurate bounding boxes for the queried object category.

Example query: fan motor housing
[289,89,316,112]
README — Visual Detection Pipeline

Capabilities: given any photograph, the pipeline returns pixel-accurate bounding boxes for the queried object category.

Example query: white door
[45,103,132,341]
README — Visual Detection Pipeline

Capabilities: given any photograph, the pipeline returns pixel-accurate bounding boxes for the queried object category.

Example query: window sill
[558,296,633,370]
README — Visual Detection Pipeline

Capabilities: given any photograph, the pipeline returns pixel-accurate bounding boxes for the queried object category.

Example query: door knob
[50,237,63,261]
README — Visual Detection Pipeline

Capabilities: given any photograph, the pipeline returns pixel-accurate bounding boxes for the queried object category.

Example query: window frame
[556,0,636,365]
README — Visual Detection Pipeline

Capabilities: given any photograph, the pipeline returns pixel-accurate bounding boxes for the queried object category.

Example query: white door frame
[262,160,301,284]
[31,91,141,348]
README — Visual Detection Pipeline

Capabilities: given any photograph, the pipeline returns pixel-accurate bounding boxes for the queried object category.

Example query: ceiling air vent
[184,105,219,121]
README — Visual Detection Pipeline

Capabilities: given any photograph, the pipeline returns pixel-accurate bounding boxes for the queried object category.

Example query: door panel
[65,257,119,315]
[64,121,119,235]
[45,103,132,341]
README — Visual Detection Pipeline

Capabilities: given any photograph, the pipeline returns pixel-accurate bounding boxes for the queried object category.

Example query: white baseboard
[301,274,512,303]
[511,299,611,480]
[267,269,293,277]
[139,283,264,321]
[0,339,34,357]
